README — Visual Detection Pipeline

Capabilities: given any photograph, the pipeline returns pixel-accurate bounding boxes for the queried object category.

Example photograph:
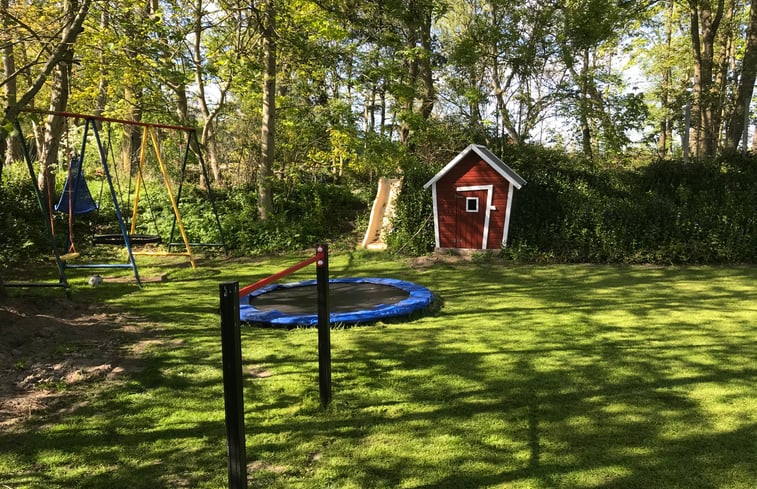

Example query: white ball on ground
[87,275,103,287]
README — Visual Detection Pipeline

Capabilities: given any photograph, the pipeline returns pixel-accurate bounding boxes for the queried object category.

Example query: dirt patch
[0,296,157,427]
[407,251,476,268]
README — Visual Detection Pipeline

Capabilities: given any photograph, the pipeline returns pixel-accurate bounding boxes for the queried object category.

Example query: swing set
[2,109,226,289]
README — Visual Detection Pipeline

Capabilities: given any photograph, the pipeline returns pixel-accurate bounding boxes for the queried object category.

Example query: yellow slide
[360,177,402,250]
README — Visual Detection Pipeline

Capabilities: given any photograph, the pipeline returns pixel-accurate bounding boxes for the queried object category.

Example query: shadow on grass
[3,261,757,488]
[307,265,757,488]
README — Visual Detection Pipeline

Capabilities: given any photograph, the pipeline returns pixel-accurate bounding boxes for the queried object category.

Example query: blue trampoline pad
[239,277,434,326]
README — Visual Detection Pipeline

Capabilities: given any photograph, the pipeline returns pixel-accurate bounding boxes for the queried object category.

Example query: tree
[687,0,726,157]
[556,0,646,157]
[724,0,757,152]
[1,0,92,171]
[2,0,92,199]
[1,0,92,122]
[258,0,276,220]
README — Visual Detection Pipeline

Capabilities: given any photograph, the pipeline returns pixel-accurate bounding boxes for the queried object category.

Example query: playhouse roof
[423,144,526,190]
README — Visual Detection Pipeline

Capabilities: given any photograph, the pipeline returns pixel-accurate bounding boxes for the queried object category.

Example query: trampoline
[239,277,434,326]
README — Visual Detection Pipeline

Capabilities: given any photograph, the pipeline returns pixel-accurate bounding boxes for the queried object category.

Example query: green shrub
[219,181,367,253]
[503,147,757,264]
[385,158,438,255]
[0,165,49,266]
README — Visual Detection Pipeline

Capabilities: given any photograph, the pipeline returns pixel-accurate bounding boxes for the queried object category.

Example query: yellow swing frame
[129,125,196,268]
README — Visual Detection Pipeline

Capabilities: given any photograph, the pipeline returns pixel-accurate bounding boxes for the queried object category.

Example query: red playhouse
[423,144,526,250]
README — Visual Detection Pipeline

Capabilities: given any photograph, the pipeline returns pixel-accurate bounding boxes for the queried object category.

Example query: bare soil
[0,296,155,427]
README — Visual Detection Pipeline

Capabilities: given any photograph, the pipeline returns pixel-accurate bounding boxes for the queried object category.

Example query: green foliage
[385,158,438,255]
[220,181,366,253]
[0,164,49,266]
[503,146,757,264]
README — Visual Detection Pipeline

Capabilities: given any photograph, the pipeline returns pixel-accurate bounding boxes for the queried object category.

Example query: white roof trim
[423,144,526,190]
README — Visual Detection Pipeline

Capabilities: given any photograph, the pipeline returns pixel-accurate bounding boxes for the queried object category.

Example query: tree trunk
[399,28,418,146]
[658,0,675,158]
[712,2,735,150]
[38,64,69,200]
[93,7,109,121]
[579,50,593,158]
[3,0,91,125]
[120,86,143,176]
[379,87,387,136]
[724,0,757,152]
[419,11,435,121]
[2,0,22,167]
[37,0,84,206]
[258,0,276,221]
[491,62,521,145]
[688,0,725,158]
[364,87,375,134]
[193,0,225,187]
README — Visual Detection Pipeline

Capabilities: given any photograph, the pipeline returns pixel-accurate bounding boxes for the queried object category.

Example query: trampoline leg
[316,244,331,407]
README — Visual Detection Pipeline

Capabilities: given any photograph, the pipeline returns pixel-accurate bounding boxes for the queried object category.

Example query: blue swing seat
[55,154,99,215]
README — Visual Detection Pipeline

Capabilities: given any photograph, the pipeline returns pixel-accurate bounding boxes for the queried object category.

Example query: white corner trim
[431,182,441,248]
[502,183,514,247]
[456,185,493,249]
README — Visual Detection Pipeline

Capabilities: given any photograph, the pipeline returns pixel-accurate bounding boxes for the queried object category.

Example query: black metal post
[315,244,331,406]
[219,282,247,489]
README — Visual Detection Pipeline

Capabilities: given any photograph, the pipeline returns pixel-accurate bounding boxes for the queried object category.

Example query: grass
[2,252,757,488]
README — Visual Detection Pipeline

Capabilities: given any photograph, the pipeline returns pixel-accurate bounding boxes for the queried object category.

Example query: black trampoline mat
[250,282,410,314]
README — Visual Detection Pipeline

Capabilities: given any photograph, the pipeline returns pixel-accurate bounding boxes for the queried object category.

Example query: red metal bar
[19,108,196,132]
[238,247,326,298]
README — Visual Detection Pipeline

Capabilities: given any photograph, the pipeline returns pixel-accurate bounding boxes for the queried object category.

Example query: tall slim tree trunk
[364,87,375,134]
[38,64,69,204]
[93,7,109,121]
[419,11,435,121]
[258,0,275,220]
[120,85,143,176]
[491,62,521,145]
[399,28,418,146]
[193,0,225,187]
[725,0,757,152]
[658,0,675,158]
[712,2,735,149]
[120,0,154,177]
[2,0,22,167]
[38,0,83,203]
[379,87,387,136]
[579,50,593,158]
[689,0,725,158]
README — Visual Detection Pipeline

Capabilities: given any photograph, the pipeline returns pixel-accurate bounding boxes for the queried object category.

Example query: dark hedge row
[501,147,757,264]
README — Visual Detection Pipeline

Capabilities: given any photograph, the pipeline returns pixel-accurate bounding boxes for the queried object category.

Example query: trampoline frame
[239,277,434,326]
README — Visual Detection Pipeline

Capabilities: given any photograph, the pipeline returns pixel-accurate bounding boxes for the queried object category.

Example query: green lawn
[2,252,757,488]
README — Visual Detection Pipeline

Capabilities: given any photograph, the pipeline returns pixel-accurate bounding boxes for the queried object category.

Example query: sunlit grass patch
[2,257,756,488]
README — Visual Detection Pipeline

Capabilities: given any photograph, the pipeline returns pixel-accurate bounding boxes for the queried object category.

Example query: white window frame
[465,197,479,212]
